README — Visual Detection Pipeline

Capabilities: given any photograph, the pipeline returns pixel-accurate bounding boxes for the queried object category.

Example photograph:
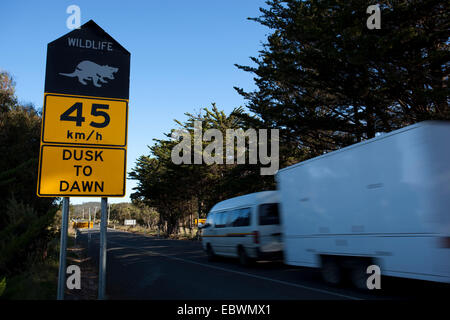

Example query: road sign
[195,219,206,225]
[45,20,130,100]
[73,221,94,229]
[40,20,130,300]
[38,20,130,197]
[124,219,136,226]
[37,145,126,197]
[42,93,128,147]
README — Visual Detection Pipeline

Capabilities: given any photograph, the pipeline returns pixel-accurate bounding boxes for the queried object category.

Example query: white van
[201,191,283,265]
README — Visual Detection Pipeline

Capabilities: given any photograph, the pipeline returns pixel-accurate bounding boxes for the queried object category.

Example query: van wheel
[238,247,252,267]
[206,244,216,262]
[321,257,342,285]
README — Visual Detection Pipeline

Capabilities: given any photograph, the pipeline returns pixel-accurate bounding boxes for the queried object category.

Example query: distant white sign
[124,219,136,226]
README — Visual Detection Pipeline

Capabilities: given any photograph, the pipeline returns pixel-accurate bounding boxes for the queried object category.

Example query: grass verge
[0,227,95,300]
[111,224,201,241]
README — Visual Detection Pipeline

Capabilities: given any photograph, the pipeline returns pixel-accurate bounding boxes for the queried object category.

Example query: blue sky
[0,0,269,204]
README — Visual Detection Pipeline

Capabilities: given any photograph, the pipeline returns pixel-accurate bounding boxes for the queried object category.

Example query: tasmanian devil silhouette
[59,60,119,87]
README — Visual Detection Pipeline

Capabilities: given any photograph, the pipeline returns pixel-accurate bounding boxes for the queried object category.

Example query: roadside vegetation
[0,71,60,299]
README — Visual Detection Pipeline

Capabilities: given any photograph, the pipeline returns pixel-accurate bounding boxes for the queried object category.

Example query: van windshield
[258,203,280,225]
[205,212,214,227]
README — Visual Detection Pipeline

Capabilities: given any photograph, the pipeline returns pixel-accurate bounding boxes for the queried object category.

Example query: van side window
[258,203,280,225]
[232,208,251,227]
[227,210,238,227]
[215,212,227,228]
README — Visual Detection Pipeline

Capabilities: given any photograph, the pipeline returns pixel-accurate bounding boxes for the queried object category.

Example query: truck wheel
[238,247,252,267]
[350,261,371,290]
[206,244,216,262]
[321,257,342,285]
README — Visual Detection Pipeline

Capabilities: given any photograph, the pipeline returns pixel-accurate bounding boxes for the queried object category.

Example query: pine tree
[235,0,449,157]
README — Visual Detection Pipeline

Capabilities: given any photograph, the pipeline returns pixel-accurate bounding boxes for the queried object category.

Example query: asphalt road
[76,228,449,300]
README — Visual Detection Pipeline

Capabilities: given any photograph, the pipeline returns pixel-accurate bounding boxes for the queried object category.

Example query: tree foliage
[130,105,274,234]
[0,71,57,276]
[106,201,159,229]
[235,0,449,155]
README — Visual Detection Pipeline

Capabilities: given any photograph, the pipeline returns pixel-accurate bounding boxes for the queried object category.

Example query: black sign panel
[45,20,130,99]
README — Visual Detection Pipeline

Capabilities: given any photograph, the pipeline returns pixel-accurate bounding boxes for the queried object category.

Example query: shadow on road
[77,230,449,300]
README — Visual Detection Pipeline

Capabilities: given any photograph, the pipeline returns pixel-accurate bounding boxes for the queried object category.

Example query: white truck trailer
[276,121,450,288]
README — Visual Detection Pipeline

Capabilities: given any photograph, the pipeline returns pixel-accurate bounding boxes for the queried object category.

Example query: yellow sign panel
[195,219,206,225]
[42,93,128,147]
[73,221,94,229]
[37,145,126,197]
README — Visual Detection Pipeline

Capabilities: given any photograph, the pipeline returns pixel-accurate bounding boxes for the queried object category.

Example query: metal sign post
[98,197,108,300]
[57,197,70,300]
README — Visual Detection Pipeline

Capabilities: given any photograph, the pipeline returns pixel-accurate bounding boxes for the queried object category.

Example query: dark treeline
[130,0,449,235]
[0,71,58,281]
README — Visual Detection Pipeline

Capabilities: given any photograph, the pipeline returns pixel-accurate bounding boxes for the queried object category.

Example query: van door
[227,208,251,257]
[239,207,255,257]
[221,211,237,255]
[257,203,283,255]
[213,211,227,254]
